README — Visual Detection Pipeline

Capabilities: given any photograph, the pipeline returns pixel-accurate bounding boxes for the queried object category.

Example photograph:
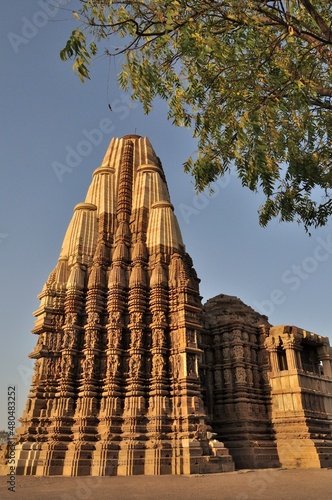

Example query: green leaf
[60,0,332,229]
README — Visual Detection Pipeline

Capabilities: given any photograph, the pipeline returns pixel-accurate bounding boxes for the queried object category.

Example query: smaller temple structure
[265,325,332,468]
[202,294,280,470]
[203,295,332,470]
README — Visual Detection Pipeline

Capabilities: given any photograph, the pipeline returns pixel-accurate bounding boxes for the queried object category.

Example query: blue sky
[1,1,332,430]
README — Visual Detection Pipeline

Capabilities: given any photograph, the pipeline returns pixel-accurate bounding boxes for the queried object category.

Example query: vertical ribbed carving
[16,135,235,477]
[117,139,133,223]
[69,237,109,475]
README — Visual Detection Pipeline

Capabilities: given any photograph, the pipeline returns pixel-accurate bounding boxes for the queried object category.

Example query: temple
[9,135,332,475]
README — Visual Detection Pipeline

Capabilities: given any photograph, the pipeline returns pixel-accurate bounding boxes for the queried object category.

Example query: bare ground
[1,468,332,500]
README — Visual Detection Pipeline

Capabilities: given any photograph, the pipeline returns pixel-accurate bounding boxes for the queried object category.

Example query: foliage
[61,1,332,231]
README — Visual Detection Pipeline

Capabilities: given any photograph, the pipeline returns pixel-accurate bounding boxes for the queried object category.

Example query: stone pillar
[284,340,300,370]
[317,345,332,378]
[264,337,279,372]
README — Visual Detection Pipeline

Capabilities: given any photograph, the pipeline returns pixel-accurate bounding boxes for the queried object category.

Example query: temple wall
[203,295,280,469]
[265,325,332,468]
[204,297,332,470]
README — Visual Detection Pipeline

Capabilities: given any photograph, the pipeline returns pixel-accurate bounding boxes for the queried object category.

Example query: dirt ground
[1,468,332,500]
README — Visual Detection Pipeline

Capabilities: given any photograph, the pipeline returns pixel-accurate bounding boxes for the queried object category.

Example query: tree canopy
[61,1,332,231]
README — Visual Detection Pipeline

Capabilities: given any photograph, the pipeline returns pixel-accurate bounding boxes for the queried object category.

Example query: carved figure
[186,330,195,345]
[86,330,98,348]
[233,345,244,360]
[187,354,196,375]
[109,311,121,326]
[223,368,232,385]
[107,354,119,377]
[82,355,94,378]
[153,328,164,346]
[235,367,247,384]
[65,313,77,327]
[108,328,121,348]
[223,332,230,342]
[87,311,100,325]
[54,357,61,376]
[129,354,141,377]
[60,355,75,377]
[55,315,64,329]
[32,359,41,382]
[242,332,249,341]
[152,354,164,377]
[153,311,166,325]
[131,311,142,325]
[60,356,68,374]
[45,358,55,377]
[233,329,242,341]
[131,328,141,347]
[172,354,181,378]
[62,331,70,349]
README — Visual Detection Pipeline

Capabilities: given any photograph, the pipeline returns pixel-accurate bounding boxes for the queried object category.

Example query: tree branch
[299,0,332,40]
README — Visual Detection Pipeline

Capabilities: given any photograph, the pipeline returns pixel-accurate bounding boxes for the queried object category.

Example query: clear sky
[1,1,332,430]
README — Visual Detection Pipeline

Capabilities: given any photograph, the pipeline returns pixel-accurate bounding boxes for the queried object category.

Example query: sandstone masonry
[3,135,332,475]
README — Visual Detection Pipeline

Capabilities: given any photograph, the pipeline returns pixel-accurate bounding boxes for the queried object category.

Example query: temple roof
[58,136,184,272]
[204,293,270,329]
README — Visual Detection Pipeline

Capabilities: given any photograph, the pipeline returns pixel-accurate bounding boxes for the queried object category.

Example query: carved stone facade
[12,136,332,475]
[202,295,281,470]
[203,297,332,470]
[14,135,234,476]
[265,325,332,468]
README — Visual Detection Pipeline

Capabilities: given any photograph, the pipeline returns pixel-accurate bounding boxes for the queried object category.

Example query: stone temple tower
[16,135,234,476]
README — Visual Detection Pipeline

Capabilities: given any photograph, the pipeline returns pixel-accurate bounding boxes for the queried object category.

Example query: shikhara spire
[14,135,332,476]
[15,135,234,475]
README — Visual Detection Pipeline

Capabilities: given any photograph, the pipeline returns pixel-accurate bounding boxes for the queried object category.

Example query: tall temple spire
[16,135,234,476]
